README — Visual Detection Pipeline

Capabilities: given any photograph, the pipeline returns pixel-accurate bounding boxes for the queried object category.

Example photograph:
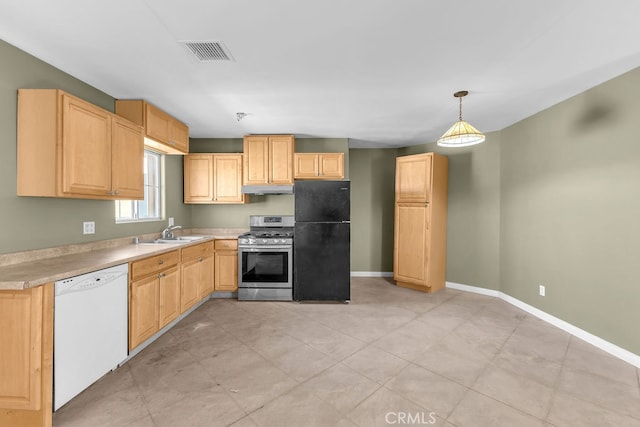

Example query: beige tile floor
[54,277,640,427]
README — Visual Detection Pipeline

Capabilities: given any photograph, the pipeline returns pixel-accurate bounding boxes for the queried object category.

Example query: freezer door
[294,180,350,222]
[294,222,350,301]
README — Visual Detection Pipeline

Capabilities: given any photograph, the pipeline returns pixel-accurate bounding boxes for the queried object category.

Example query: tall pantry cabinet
[394,152,448,293]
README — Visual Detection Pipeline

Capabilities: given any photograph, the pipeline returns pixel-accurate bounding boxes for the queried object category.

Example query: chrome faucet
[161,225,182,239]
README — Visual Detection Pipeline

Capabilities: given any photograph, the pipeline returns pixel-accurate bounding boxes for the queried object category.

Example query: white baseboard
[351,271,394,277]
[446,281,640,369]
[445,281,500,297]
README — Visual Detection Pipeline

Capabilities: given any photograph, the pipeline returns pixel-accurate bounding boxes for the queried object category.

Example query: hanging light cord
[458,96,463,122]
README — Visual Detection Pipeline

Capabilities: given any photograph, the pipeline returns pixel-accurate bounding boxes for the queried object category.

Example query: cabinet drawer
[181,241,214,261]
[131,250,179,280]
[214,239,237,250]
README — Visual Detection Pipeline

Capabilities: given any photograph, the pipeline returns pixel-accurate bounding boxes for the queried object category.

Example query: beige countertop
[0,229,246,290]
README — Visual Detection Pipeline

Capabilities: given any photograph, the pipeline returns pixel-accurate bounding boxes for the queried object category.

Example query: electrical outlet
[168,217,174,226]
[83,221,95,235]
[539,285,546,297]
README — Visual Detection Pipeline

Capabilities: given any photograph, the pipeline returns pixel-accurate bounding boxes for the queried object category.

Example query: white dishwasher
[54,263,128,410]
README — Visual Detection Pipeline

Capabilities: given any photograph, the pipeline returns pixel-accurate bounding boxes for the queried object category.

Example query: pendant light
[437,90,485,147]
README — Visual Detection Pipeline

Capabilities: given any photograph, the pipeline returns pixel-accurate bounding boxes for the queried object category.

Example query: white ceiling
[2,1,640,148]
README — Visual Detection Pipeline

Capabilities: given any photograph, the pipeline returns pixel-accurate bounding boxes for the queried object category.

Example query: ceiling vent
[181,41,234,62]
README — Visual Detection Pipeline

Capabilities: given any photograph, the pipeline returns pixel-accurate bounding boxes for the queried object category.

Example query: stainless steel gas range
[237,215,294,301]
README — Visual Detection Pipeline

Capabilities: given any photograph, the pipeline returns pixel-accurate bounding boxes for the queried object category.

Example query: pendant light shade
[437,90,485,147]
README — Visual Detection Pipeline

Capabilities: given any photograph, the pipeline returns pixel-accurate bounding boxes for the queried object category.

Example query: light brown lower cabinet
[0,283,54,427]
[394,203,429,285]
[129,250,180,350]
[158,267,181,329]
[215,239,238,292]
[180,241,214,312]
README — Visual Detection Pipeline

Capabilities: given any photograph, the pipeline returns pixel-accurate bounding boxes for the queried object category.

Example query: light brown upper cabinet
[184,154,247,204]
[243,135,295,185]
[395,152,433,203]
[115,99,189,154]
[17,89,144,200]
[294,153,344,179]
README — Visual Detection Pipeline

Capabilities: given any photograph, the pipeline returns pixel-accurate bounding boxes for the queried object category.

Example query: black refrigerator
[294,180,350,301]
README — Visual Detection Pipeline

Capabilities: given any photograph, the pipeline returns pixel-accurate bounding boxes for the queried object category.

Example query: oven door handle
[239,246,292,251]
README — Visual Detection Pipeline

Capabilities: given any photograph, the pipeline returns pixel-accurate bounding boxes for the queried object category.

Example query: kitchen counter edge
[0,229,246,290]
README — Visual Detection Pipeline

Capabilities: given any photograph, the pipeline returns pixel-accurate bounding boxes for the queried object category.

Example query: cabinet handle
[114,189,119,195]
[169,141,176,146]
[106,190,113,195]
[158,259,164,265]
[199,257,204,262]
[159,272,166,278]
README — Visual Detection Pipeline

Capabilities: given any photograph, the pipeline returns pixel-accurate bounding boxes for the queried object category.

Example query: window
[115,149,163,222]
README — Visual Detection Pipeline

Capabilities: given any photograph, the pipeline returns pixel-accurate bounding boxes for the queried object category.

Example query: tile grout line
[551,336,640,422]
[441,305,533,424]
[123,362,162,427]
[541,330,573,423]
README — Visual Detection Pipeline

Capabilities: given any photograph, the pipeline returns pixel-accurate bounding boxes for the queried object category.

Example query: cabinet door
[129,275,159,350]
[111,116,144,199]
[170,119,189,153]
[396,153,432,203]
[269,135,294,184]
[215,251,238,292]
[0,287,43,410]
[243,136,270,184]
[198,254,215,298]
[394,204,429,286]
[294,153,319,178]
[213,154,245,203]
[184,155,214,203]
[0,284,53,427]
[159,266,181,329]
[145,103,171,144]
[319,153,344,179]
[180,258,201,312]
[62,94,112,196]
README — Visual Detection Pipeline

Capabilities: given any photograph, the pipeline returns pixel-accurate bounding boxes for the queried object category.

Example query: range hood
[241,184,294,195]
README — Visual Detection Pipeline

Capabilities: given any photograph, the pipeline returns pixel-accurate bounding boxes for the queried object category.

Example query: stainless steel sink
[138,235,208,245]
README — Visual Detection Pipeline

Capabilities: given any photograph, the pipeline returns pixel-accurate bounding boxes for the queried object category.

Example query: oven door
[238,245,292,288]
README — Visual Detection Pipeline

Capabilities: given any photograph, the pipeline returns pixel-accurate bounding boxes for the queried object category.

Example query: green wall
[398,135,502,290]
[0,39,190,254]
[499,67,640,354]
[349,149,397,272]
